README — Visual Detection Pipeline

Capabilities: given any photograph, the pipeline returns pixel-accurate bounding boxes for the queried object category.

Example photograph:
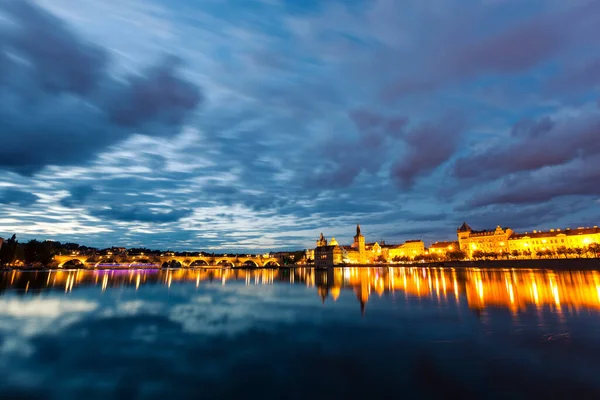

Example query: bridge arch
[241,259,259,267]
[190,259,209,267]
[263,260,280,267]
[161,260,182,269]
[216,260,234,268]
[61,259,86,269]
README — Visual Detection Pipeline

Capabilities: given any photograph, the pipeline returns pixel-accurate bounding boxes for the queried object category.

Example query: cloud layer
[1,0,599,251]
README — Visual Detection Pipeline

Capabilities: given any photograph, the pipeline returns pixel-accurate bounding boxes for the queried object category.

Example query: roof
[315,245,341,251]
[458,222,472,232]
[342,246,359,251]
[404,239,423,243]
[430,241,458,249]
[510,227,600,240]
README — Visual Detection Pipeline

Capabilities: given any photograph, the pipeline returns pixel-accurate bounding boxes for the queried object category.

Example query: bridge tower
[353,224,365,263]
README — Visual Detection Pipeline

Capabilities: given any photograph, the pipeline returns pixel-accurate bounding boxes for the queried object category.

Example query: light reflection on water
[1,267,600,398]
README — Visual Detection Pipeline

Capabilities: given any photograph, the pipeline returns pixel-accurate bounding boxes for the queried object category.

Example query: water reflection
[3,267,600,315]
[2,267,600,398]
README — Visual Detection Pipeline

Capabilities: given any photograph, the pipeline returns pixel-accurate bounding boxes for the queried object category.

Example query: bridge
[53,254,281,269]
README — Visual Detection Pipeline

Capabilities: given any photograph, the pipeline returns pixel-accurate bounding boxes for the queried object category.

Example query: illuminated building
[314,233,343,268]
[350,224,366,263]
[314,225,367,266]
[457,222,512,257]
[508,226,600,255]
[428,241,459,257]
[305,248,315,261]
[0,237,3,251]
[315,225,428,265]
[387,240,425,260]
[457,222,600,258]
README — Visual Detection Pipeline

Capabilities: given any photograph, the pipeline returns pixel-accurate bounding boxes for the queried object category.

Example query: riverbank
[395,258,600,270]
[2,258,600,271]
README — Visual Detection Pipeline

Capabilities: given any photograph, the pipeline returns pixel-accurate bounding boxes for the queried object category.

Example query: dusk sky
[1,0,600,252]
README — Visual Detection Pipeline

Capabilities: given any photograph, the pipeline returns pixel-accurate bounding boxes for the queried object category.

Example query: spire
[356,223,361,236]
[319,232,324,241]
[458,222,472,232]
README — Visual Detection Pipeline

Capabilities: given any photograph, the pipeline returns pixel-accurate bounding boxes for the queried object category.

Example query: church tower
[353,224,365,263]
[316,232,327,247]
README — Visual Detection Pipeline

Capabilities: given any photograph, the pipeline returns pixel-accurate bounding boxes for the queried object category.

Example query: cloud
[60,184,95,208]
[547,58,600,94]
[391,113,466,188]
[91,206,193,223]
[384,1,600,99]
[1,0,600,250]
[308,109,409,188]
[0,189,38,207]
[0,1,202,175]
[106,56,202,128]
[453,110,600,180]
[466,156,600,207]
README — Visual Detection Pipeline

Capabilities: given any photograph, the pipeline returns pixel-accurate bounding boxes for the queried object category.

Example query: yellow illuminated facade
[457,222,512,257]
[458,222,600,258]
[508,227,600,256]
[428,241,459,257]
[387,240,425,260]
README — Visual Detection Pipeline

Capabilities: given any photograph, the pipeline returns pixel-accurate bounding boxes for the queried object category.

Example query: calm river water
[1,267,600,399]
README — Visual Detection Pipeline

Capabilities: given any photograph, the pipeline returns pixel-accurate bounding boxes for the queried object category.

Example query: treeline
[0,235,100,267]
[389,250,467,263]
[0,234,274,267]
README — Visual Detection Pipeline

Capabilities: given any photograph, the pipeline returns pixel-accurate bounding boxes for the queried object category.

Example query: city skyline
[1,1,600,251]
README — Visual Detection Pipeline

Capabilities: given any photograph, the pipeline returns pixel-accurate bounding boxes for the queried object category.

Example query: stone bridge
[54,254,281,268]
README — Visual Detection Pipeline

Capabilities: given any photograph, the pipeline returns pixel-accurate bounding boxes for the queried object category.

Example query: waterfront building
[305,248,315,261]
[428,241,459,258]
[457,222,512,257]
[314,225,367,266]
[314,233,343,268]
[508,227,600,255]
[388,240,425,260]
[458,222,600,258]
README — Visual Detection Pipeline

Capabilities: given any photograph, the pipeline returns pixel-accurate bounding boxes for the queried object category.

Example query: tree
[0,234,18,266]
[511,250,521,258]
[472,250,485,260]
[588,243,600,258]
[24,240,54,266]
[556,246,569,258]
[376,254,388,263]
[446,250,466,261]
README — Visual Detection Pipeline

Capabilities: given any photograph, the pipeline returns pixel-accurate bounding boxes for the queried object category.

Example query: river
[1,267,599,398]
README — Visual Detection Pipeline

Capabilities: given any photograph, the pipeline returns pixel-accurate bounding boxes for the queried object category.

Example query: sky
[1,0,600,252]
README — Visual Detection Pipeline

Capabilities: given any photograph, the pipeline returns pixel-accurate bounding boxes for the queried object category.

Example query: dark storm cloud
[0,0,107,95]
[384,1,600,99]
[106,56,202,128]
[60,184,96,208]
[391,114,466,188]
[0,188,38,207]
[466,157,600,207]
[91,206,193,224]
[308,110,408,188]
[0,1,202,175]
[453,112,600,180]
[547,58,600,94]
